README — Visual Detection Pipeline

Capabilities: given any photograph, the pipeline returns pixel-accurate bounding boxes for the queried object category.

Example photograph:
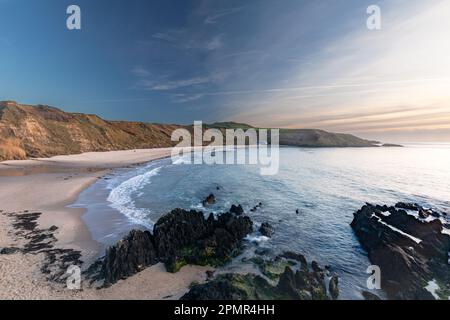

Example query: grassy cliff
[0,101,380,161]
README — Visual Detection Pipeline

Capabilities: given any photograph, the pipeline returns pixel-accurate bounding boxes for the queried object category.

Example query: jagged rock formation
[182,253,338,300]
[92,206,253,285]
[99,230,158,285]
[258,222,274,237]
[229,204,244,215]
[154,208,253,273]
[362,291,381,300]
[201,194,216,206]
[351,203,450,300]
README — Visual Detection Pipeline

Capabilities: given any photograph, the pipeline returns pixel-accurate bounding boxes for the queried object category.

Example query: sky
[1,0,450,142]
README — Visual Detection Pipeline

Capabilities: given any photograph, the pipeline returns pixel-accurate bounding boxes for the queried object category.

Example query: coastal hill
[208,122,378,147]
[1,101,381,161]
[0,101,180,161]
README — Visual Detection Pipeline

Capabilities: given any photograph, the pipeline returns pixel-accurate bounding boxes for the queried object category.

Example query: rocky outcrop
[202,194,216,206]
[280,251,307,267]
[351,203,450,300]
[382,143,403,147]
[362,291,381,300]
[229,204,244,215]
[182,253,335,300]
[155,208,253,272]
[92,206,253,285]
[329,276,339,300]
[250,202,262,212]
[100,230,157,285]
[259,222,274,237]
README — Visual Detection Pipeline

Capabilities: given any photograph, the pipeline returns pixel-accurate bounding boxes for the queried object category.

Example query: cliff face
[0,101,181,161]
[0,101,379,161]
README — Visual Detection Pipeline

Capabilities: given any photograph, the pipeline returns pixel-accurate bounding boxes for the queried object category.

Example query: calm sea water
[73,144,450,299]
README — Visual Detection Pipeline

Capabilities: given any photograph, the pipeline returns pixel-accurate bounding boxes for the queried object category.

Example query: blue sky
[1,0,450,142]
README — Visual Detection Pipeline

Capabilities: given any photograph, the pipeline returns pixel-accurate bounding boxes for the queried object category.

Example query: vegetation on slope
[0,101,384,161]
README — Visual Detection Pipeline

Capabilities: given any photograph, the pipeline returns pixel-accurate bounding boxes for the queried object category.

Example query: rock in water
[362,291,381,300]
[351,203,450,299]
[259,222,274,237]
[229,204,244,215]
[329,276,339,300]
[280,251,307,267]
[202,194,216,206]
[100,230,158,285]
[419,209,430,219]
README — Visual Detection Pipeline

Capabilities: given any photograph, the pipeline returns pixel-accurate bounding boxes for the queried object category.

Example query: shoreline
[0,148,210,300]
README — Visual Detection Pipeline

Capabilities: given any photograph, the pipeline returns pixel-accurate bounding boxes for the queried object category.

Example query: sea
[71,143,450,299]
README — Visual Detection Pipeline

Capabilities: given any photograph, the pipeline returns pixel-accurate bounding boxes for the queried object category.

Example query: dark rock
[206,270,215,280]
[181,274,253,300]
[351,203,450,299]
[277,266,301,299]
[362,291,381,300]
[202,194,216,206]
[430,211,441,218]
[395,202,421,211]
[329,276,339,300]
[419,209,430,219]
[0,247,21,255]
[229,204,244,215]
[259,222,274,237]
[100,230,157,285]
[311,261,322,273]
[153,208,252,273]
[250,203,262,213]
[382,143,403,147]
[255,248,270,256]
[280,251,307,267]
[182,260,332,300]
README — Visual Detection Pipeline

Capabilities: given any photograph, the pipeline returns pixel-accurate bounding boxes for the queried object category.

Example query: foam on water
[107,166,162,228]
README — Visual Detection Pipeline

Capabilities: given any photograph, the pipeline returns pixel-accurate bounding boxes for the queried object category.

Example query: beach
[0,148,209,300]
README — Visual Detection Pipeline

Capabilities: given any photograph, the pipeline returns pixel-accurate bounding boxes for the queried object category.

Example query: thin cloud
[172,93,205,103]
[152,32,180,43]
[188,77,450,97]
[150,76,211,91]
[131,66,150,77]
[206,34,223,50]
[204,7,243,24]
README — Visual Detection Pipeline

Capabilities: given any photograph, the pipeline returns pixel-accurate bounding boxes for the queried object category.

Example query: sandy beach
[0,148,209,300]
